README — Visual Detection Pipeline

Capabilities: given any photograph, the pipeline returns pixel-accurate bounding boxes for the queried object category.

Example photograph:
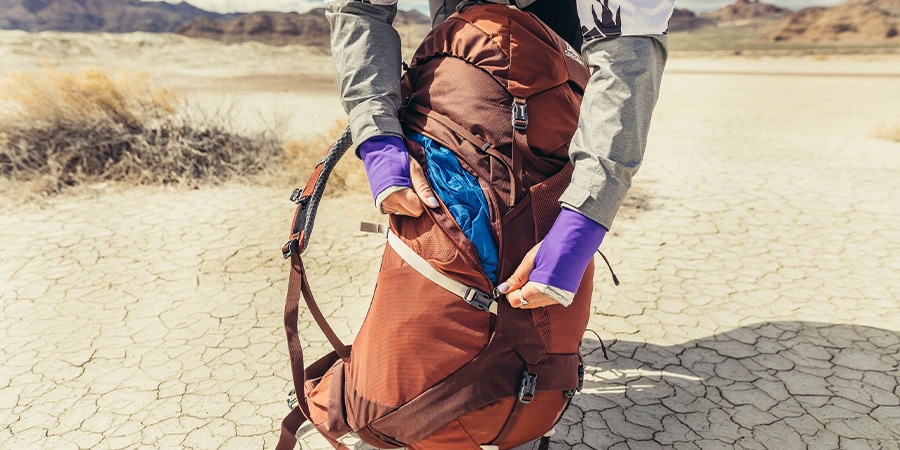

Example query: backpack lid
[411,4,589,99]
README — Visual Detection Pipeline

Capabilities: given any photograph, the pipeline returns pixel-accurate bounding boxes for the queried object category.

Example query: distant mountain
[175,9,330,46]
[849,0,900,15]
[699,0,791,22]
[0,0,227,32]
[175,8,430,47]
[771,0,900,42]
[4,0,898,49]
[395,9,431,28]
[668,8,713,32]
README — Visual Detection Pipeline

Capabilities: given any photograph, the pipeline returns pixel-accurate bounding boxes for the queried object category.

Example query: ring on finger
[518,291,529,307]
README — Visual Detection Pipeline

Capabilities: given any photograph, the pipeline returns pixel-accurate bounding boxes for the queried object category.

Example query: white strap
[477,429,552,450]
[387,230,498,315]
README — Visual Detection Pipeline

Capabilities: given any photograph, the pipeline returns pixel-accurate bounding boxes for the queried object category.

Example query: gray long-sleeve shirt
[325,0,672,230]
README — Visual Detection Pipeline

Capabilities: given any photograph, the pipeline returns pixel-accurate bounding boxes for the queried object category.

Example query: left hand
[497,243,560,309]
[379,157,439,217]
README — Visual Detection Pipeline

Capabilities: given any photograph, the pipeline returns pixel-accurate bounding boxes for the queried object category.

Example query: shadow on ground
[530,321,900,450]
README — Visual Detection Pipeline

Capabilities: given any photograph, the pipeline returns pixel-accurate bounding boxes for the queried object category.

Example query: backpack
[276,4,592,449]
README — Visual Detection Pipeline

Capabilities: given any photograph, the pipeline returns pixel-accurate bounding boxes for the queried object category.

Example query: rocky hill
[857,0,900,15]
[175,9,331,46]
[668,8,714,32]
[175,8,430,47]
[0,0,226,32]
[3,0,898,50]
[700,0,791,22]
[771,0,900,42]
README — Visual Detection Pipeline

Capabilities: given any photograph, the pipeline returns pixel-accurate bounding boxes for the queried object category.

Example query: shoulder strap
[282,127,353,361]
[282,127,354,259]
[277,128,355,450]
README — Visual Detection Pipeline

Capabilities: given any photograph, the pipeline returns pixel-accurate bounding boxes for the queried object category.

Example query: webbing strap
[386,230,498,315]
[274,408,305,450]
[274,405,350,450]
[278,254,352,450]
[291,255,351,361]
[406,102,488,153]
[538,436,551,450]
[285,127,354,258]
[511,98,559,176]
[277,128,354,450]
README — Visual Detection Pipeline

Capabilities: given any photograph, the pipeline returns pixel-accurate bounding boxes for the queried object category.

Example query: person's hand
[497,209,608,309]
[379,156,439,217]
[359,135,439,217]
[496,243,561,309]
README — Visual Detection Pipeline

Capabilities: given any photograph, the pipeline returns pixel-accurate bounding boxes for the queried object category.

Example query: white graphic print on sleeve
[577,0,674,40]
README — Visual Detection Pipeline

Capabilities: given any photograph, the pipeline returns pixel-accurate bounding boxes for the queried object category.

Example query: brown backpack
[277,4,592,449]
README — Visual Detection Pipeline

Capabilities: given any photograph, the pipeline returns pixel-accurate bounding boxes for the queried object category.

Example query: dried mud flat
[2,31,900,449]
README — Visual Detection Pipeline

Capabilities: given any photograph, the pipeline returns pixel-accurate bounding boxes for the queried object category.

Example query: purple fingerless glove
[358,135,413,202]
[530,208,608,293]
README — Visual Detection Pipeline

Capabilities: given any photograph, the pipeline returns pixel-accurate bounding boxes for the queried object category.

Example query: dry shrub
[281,120,369,195]
[875,123,900,143]
[0,67,281,195]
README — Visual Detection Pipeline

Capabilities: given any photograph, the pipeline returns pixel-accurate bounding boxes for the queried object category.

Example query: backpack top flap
[411,4,589,100]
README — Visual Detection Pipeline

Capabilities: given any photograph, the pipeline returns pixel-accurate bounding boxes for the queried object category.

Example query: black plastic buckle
[512,102,528,131]
[463,288,495,312]
[518,370,537,404]
[287,389,298,410]
[290,188,309,205]
[282,239,299,259]
[565,363,585,398]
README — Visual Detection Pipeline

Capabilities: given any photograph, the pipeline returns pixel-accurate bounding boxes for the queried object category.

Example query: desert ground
[2,31,900,449]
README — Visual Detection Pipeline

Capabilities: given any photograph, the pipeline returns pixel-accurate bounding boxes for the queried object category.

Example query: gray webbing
[386,229,498,315]
[298,127,354,254]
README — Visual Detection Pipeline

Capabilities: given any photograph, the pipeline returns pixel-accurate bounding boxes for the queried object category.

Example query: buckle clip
[287,389,299,410]
[282,239,299,259]
[519,370,537,404]
[512,102,528,131]
[565,363,584,398]
[290,188,309,206]
[463,288,495,312]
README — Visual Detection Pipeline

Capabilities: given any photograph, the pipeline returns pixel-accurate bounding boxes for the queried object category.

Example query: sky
[148,0,848,14]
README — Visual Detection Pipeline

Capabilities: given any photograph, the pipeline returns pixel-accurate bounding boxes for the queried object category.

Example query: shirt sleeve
[325,0,405,150]
[558,34,668,230]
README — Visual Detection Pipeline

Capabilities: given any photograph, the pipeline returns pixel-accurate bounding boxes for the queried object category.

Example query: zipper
[404,125,500,294]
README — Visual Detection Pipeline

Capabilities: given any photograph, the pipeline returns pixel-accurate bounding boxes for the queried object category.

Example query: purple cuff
[530,208,607,293]
[359,136,413,203]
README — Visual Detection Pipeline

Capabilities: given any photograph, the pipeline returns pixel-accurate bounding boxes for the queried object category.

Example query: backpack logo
[581,0,622,41]
[564,43,585,67]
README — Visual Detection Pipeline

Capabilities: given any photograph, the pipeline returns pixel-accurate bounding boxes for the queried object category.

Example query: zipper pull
[596,250,620,286]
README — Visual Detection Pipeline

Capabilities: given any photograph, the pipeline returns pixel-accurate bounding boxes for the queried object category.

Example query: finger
[397,189,425,217]
[509,283,557,309]
[497,243,541,294]
[409,157,439,209]
[382,188,425,217]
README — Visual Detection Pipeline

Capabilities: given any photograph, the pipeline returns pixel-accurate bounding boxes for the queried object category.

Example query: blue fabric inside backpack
[408,132,498,283]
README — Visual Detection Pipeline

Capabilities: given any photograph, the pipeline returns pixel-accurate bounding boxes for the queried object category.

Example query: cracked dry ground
[2,70,900,449]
